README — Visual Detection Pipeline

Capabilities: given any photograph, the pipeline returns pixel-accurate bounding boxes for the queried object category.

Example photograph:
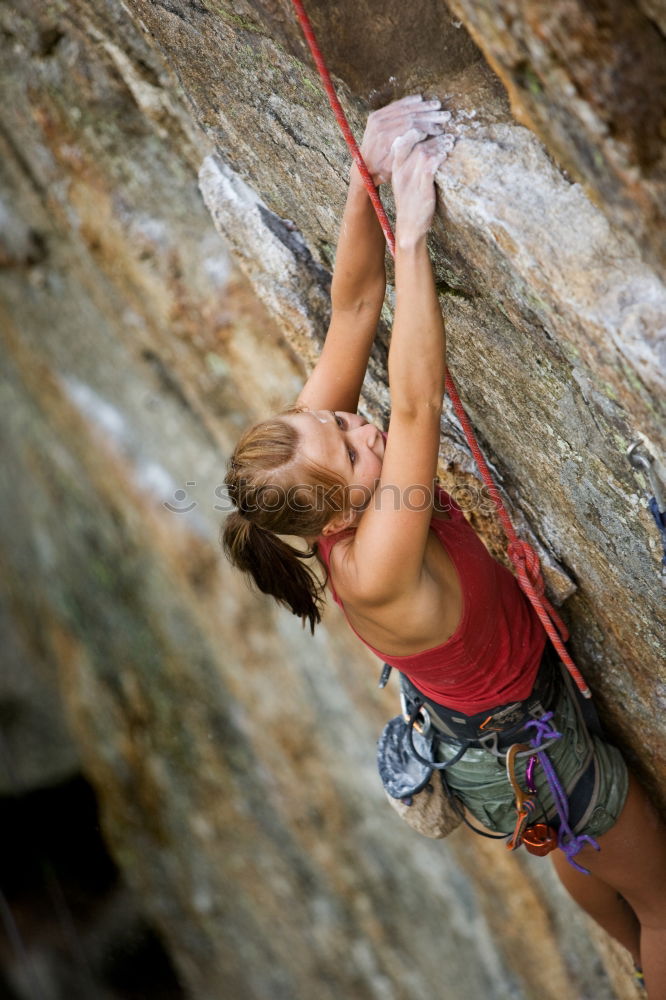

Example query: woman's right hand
[360,95,451,186]
[391,133,452,247]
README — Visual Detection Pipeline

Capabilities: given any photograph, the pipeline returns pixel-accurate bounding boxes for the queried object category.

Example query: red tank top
[316,483,545,714]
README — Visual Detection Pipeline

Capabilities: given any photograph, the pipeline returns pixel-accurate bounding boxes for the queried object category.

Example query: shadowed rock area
[0,0,663,997]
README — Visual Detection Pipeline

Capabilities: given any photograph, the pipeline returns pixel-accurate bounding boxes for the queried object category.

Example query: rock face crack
[266,106,340,174]
[0,120,48,201]
[435,279,475,301]
[146,0,210,25]
[199,154,331,343]
[256,204,331,292]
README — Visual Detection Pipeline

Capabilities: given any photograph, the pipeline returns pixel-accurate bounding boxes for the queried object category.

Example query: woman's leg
[553,772,666,995]
[551,850,641,963]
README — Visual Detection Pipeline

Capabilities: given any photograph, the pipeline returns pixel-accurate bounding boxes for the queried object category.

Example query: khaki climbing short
[434,666,629,840]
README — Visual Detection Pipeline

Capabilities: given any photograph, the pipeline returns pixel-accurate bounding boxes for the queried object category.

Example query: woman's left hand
[360,94,451,186]
[392,133,451,245]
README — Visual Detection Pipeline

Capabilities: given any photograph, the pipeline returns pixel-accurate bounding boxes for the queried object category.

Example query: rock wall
[0,0,664,998]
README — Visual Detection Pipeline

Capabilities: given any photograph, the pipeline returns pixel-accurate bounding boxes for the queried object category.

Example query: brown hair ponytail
[222,511,325,634]
[221,406,349,634]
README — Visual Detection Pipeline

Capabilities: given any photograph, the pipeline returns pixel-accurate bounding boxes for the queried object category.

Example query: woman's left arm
[296,163,386,414]
[297,96,449,414]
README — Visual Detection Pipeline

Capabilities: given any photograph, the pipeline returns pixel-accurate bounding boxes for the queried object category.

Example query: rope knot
[525,713,561,746]
[507,540,545,597]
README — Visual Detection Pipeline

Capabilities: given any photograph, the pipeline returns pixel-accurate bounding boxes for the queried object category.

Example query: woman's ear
[321,509,358,536]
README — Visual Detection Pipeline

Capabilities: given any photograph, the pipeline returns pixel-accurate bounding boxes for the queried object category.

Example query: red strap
[290,0,591,698]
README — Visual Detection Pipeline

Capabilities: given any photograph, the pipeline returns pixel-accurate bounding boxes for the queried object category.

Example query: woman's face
[285,409,385,518]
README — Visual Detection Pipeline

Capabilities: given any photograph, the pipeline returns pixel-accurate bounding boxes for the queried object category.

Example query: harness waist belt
[400,645,560,749]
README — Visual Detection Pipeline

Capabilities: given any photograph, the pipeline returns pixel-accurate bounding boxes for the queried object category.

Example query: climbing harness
[290,0,591,699]
[627,440,666,586]
[377,646,603,870]
[397,663,561,760]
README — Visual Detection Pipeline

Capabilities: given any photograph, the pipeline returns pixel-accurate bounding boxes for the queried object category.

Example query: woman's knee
[579,774,666,917]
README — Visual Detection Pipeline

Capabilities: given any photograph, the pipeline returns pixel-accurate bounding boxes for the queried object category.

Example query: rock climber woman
[222,96,666,993]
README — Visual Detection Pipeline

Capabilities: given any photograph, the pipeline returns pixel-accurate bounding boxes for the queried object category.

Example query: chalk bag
[377,716,462,839]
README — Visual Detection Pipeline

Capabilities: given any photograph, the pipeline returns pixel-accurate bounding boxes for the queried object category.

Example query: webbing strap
[290,0,591,698]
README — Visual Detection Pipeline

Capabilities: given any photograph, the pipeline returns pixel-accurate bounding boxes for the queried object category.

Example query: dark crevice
[514,60,544,99]
[0,121,48,201]
[552,552,580,590]
[135,57,163,89]
[35,28,64,59]
[0,230,48,269]
[0,773,185,1000]
[435,279,475,301]
[266,107,309,149]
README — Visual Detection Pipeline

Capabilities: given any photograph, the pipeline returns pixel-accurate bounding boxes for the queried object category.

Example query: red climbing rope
[291,0,591,698]
[290,0,395,254]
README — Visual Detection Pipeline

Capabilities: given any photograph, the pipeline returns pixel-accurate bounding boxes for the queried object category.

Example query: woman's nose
[360,423,378,447]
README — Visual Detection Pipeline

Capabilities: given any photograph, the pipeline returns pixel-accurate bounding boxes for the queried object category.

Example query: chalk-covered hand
[360,94,451,186]
[391,133,452,245]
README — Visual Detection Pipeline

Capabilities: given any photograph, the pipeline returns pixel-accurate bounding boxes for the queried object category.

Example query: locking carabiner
[505,743,537,850]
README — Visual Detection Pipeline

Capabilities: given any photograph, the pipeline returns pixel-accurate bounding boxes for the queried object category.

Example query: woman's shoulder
[328,517,455,607]
[328,527,463,654]
[327,530,399,612]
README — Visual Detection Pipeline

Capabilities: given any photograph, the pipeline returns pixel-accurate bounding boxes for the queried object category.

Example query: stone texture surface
[446,0,666,278]
[0,591,81,795]
[0,0,663,998]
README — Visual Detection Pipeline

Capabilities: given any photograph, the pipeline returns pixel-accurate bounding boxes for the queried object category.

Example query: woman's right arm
[390,134,448,416]
[345,136,450,603]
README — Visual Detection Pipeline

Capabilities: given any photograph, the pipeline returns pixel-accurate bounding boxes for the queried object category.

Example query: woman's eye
[335,414,344,428]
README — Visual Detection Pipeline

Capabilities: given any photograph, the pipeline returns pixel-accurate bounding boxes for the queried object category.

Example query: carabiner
[506,744,533,812]
[505,743,537,850]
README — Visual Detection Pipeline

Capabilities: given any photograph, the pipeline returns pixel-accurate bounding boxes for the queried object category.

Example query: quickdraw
[505,742,558,856]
